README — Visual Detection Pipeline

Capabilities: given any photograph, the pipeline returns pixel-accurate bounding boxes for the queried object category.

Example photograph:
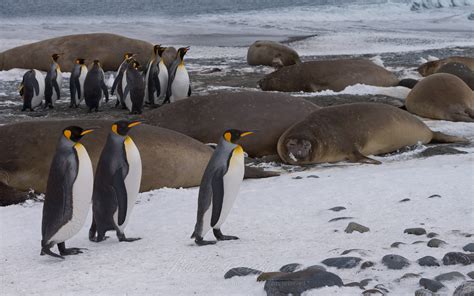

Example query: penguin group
[19,45,191,114]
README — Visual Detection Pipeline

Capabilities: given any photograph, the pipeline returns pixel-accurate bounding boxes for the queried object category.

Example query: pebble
[292,176,303,180]
[427,194,441,198]
[463,243,474,253]
[391,242,406,248]
[401,273,422,280]
[404,228,427,235]
[427,232,438,238]
[321,257,362,269]
[341,249,367,256]
[468,271,474,279]
[224,267,262,279]
[419,278,445,292]
[443,252,471,265]
[362,289,384,295]
[345,222,370,233]
[361,261,375,269]
[453,281,474,296]
[328,217,353,222]
[417,256,440,267]
[415,288,435,296]
[328,206,346,212]
[382,254,410,270]
[399,198,410,202]
[307,175,319,178]
[435,271,466,282]
[428,238,446,248]
[279,263,302,273]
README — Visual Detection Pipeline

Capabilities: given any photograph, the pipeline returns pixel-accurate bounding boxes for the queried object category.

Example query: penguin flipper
[70,76,76,100]
[111,72,123,95]
[52,79,60,101]
[32,76,40,97]
[188,84,192,97]
[112,168,128,226]
[152,71,160,98]
[210,171,225,227]
[75,76,81,99]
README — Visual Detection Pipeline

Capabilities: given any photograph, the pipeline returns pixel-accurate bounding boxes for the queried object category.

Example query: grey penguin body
[44,55,62,108]
[111,56,131,109]
[20,69,45,111]
[122,62,145,114]
[84,61,109,112]
[70,60,88,108]
[165,47,191,104]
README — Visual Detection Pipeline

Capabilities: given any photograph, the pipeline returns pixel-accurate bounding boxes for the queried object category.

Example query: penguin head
[177,47,190,60]
[158,46,167,57]
[223,129,253,144]
[153,44,161,55]
[132,60,141,70]
[63,126,94,142]
[75,58,86,65]
[111,120,144,136]
[92,59,102,68]
[51,53,62,62]
[124,52,135,60]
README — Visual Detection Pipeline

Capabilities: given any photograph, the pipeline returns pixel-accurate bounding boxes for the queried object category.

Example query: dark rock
[415,288,435,296]
[468,271,474,279]
[420,146,467,158]
[401,273,422,280]
[374,284,389,293]
[398,78,418,89]
[419,278,445,292]
[304,265,326,272]
[413,241,427,245]
[417,256,440,267]
[279,263,302,273]
[428,238,446,248]
[328,206,346,212]
[382,254,410,270]
[360,279,372,288]
[345,222,370,233]
[443,252,471,265]
[292,176,303,180]
[435,271,466,282]
[427,232,438,238]
[328,216,353,222]
[321,257,362,269]
[362,289,384,295]
[404,228,427,235]
[224,267,262,279]
[399,198,410,202]
[391,242,406,248]
[469,13,474,20]
[453,281,474,296]
[264,268,343,295]
[200,67,222,74]
[464,243,474,253]
[361,261,375,269]
[341,249,366,256]
[307,175,319,178]
[344,282,363,289]
[427,194,441,198]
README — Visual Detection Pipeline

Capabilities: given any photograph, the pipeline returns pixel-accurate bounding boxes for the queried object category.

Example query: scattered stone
[292,176,303,180]
[427,232,438,238]
[418,256,440,267]
[328,206,346,212]
[428,238,447,248]
[264,269,343,295]
[399,198,410,202]
[345,222,370,233]
[361,261,375,269]
[200,67,222,74]
[413,241,427,245]
[360,279,372,288]
[468,271,474,279]
[464,243,474,253]
[415,288,435,296]
[404,228,427,235]
[435,271,466,282]
[427,194,441,199]
[279,263,302,273]
[391,242,406,248]
[443,252,471,265]
[374,284,389,293]
[224,267,262,279]
[328,217,353,222]
[401,273,422,280]
[362,289,384,295]
[419,278,445,292]
[304,265,326,272]
[307,175,319,178]
[341,249,368,256]
[257,272,287,282]
[344,282,363,289]
[321,257,362,269]
[382,254,410,270]
[453,281,474,296]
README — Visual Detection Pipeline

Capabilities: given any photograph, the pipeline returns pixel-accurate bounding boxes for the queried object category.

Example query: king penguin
[44,53,63,108]
[165,47,191,104]
[144,45,169,107]
[41,126,95,259]
[19,69,45,111]
[84,60,109,112]
[89,120,143,243]
[111,52,135,109]
[191,129,253,246]
[69,58,88,108]
[122,59,145,114]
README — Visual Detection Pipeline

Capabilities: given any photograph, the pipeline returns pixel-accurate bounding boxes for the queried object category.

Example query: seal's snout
[286,138,312,162]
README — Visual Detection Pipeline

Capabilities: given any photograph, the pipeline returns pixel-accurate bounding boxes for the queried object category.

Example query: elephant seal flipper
[431,131,469,143]
[0,182,28,206]
[348,151,381,165]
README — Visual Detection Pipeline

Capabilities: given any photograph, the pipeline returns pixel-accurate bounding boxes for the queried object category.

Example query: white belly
[50,144,93,244]
[122,71,132,111]
[31,70,45,109]
[115,137,142,231]
[158,61,168,99]
[214,150,245,228]
[52,69,62,103]
[170,66,189,102]
[78,66,88,102]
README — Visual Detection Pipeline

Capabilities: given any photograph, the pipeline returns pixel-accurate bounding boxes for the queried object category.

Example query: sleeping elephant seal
[418,56,474,77]
[277,103,467,165]
[405,73,474,122]
[247,40,301,68]
[143,91,320,157]
[258,58,398,92]
[436,62,474,90]
[0,120,277,205]
[0,33,176,72]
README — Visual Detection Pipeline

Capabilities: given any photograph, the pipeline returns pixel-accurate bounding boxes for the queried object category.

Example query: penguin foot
[40,247,64,259]
[213,229,239,241]
[90,235,109,243]
[117,231,141,242]
[194,238,217,246]
[59,248,84,256]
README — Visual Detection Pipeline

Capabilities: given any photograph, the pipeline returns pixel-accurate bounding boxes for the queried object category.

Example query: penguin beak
[80,129,95,136]
[240,131,254,138]
[128,120,145,128]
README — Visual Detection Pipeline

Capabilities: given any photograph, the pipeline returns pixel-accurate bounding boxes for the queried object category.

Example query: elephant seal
[405,73,474,122]
[277,103,467,165]
[418,56,474,77]
[247,40,301,68]
[143,91,320,157]
[436,62,474,90]
[258,58,398,92]
[0,33,176,72]
[0,120,278,205]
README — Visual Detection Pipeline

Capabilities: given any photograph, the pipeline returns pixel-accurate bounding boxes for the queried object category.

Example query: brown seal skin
[258,58,399,92]
[143,91,321,157]
[436,62,474,90]
[406,73,474,122]
[0,119,278,205]
[0,33,177,72]
[418,56,474,77]
[247,40,301,68]
[277,103,467,165]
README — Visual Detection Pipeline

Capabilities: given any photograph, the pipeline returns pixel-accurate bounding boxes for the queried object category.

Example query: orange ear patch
[224,132,231,142]
[112,124,118,134]
[63,130,71,139]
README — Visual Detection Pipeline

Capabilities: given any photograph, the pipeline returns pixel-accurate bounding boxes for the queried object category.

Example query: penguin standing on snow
[111,52,135,109]
[89,120,143,243]
[19,69,45,111]
[44,53,63,108]
[41,126,95,259]
[165,47,191,103]
[144,45,168,107]
[84,60,109,112]
[122,59,145,114]
[69,58,88,108]
[191,129,253,246]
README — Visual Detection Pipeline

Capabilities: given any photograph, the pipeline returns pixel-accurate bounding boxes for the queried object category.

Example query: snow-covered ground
[1,120,473,295]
